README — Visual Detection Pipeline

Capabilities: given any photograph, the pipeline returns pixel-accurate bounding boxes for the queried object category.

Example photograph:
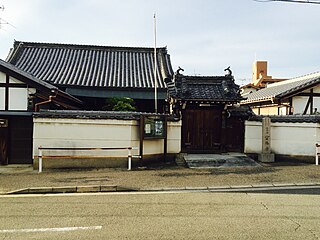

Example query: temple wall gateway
[33,114,181,169]
[245,116,320,162]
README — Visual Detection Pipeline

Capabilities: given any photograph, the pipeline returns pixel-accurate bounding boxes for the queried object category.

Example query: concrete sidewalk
[1,162,320,194]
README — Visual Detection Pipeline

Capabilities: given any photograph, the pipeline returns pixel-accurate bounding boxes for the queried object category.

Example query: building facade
[241,72,320,115]
[6,41,174,113]
[0,59,82,165]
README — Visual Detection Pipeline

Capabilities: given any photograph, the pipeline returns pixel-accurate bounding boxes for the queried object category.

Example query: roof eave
[241,96,275,105]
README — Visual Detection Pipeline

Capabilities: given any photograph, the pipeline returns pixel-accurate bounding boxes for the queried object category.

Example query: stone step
[175,154,187,167]
[183,154,259,168]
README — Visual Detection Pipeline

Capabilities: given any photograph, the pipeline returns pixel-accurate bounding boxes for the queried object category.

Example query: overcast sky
[0,0,320,85]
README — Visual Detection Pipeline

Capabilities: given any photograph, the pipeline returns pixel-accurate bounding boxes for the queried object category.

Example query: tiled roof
[248,114,320,123]
[7,41,173,89]
[227,105,254,118]
[242,72,320,104]
[0,58,58,91]
[0,59,83,108]
[33,110,178,121]
[167,74,243,102]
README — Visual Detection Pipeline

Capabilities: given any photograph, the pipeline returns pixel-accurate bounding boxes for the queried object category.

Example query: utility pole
[153,12,158,113]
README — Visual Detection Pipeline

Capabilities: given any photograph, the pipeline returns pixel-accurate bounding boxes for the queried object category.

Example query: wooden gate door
[0,119,8,165]
[225,117,244,152]
[182,108,222,153]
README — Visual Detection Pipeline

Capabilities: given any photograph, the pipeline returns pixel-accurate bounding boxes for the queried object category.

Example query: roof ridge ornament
[224,66,232,77]
[176,66,184,75]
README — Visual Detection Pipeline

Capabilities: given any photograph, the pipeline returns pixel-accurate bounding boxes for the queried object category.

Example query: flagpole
[154,12,158,113]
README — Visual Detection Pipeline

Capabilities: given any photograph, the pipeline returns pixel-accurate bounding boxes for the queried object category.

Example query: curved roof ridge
[13,40,168,52]
[267,71,320,88]
[7,40,174,90]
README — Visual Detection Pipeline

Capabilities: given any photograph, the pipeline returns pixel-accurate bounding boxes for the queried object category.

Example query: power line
[254,0,320,4]
[0,4,16,30]
[0,5,5,29]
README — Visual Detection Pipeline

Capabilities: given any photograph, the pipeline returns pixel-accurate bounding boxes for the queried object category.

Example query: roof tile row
[7,41,173,89]
[167,75,243,102]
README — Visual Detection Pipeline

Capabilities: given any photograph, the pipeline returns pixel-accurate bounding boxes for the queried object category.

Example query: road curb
[4,183,320,195]
[5,185,139,194]
[140,183,320,192]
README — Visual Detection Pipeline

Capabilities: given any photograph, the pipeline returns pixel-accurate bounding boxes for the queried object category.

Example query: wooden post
[163,116,168,162]
[220,109,227,152]
[139,115,144,162]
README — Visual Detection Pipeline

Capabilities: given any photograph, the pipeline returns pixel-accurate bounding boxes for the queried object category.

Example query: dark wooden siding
[0,122,8,165]
[225,117,244,152]
[9,117,33,164]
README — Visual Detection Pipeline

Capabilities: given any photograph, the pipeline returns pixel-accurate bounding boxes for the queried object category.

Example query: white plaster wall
[0,72,5,110]
[0,72,5,83]
[279,106,287,115]
[9,76,24,84]
[0,88,4,110]
[244,121,262,153]
[9,88,28,110]
[293,86,320,114]
[314,87,320,94]
[167,121,182,153]
[292,96,309,114]
[259,106,279,115]
[0,73,35,111]
[271,122,317,155]
[245,120,319,156]
[313,97,320,113]
[33,118,181,158]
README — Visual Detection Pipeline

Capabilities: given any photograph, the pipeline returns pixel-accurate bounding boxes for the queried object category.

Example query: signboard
[139,114,168,162]
[262,117,271,154]
[143,116,166,139]
[0,119,8,128]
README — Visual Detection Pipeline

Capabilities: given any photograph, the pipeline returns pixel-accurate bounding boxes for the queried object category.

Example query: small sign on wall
[0,119,8,128]
[143,116,166,139]
[139,114,168,162]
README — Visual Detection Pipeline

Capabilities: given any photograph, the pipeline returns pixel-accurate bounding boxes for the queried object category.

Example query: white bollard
[316,144,319,166]
[128,148,132,171]
[39,147,43,173]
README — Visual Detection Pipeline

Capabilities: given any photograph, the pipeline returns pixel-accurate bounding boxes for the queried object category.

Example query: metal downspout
[34,90,57,112]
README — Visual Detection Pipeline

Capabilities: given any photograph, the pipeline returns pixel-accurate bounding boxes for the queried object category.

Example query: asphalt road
[0,191,320,240]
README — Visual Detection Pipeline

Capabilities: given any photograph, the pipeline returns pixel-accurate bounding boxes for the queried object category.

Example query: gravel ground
[1,161,320,193]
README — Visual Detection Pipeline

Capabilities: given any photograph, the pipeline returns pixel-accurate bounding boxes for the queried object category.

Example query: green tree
[103,97,136,112]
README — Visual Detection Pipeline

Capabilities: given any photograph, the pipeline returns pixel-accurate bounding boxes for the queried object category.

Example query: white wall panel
[9,76,24,84]
[9,88,28,110]
[33,118,182,157]
[0,88,5,110]
[245,120,318,157]
[292,96,308,114]
[0,72,5,84]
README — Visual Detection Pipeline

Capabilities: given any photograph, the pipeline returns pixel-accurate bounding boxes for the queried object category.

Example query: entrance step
[175,153,187,167]
[0,164,33,174]
[184,153,259,168]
